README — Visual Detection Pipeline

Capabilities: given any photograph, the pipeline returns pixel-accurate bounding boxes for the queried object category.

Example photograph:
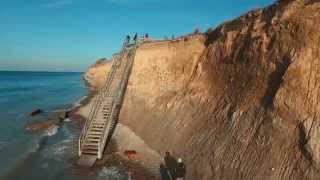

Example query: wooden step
[93,120,107,124]
[88,133,102,137]
[82,149,98,155]
[90,129,103,133]
[87,129,101,134]
[87,135,101,138]
[87,137,100,141]
[85,138,99,142]
[89,130,102,133]
[90,124,105,127]
[91,125,104,128]
[92,123,105,126]
[90,127,103,130]
[92,122,105,126]
[87,131,103,135]
[83,142,98,146]
[83,146,98,151]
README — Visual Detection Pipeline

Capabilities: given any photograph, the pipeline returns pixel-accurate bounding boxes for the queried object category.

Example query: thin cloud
[43,0,74,8]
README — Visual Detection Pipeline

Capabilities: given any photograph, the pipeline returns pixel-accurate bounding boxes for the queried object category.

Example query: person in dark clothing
[175,158,186,180]
[164,152,177,178]
[133,33,138,42]
[159,163,172,180]
[145,33,149,39]
[126,35,130,45]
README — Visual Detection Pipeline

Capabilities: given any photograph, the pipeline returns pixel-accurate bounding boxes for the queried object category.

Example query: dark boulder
[28,109,43,116]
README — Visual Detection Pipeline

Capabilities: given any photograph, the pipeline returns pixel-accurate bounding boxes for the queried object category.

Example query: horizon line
[0,70,85,73]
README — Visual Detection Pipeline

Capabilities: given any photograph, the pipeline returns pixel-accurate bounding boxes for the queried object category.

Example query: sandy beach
[71,93,162,180]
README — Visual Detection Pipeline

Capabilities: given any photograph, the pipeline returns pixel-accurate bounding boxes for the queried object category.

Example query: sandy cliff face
[86,0,320,179]
[84,59,111,91]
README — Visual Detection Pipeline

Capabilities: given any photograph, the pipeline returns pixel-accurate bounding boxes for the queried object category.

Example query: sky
[0,0,275,72]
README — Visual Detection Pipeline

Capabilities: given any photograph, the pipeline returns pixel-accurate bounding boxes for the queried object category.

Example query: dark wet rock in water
[28,109,43,116]
[64,111,70,118]
[60,111,70,120]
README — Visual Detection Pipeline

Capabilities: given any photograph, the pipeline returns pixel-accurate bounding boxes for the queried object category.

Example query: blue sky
[0,0,275,72]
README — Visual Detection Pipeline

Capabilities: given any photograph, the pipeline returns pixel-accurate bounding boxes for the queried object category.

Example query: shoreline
[70,90,162,180]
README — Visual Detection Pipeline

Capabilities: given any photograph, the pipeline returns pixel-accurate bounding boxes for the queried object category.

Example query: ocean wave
[43,125,59,137]
[51,109,67,113]
[42,139,74,162]
[99,167,126,180]
[0,139,42,179]
[61,126,76,139]
[73,96,88,108]
[30,141,40,153]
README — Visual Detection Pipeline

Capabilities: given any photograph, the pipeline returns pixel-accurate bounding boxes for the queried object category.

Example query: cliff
[84,0,320,179]
[84,58,111,91]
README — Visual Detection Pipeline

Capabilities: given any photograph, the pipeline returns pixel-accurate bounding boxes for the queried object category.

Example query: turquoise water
[0,71,126,180]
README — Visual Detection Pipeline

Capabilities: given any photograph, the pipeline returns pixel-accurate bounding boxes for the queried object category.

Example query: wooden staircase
[78,45,137,166]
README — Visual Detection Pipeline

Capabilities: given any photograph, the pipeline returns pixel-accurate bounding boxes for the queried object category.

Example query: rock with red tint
[25,120,54,131]
[124,150,138,160]
[28,109,43,116]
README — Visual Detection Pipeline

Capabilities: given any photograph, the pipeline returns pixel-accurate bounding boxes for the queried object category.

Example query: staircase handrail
[98,46,137,157]
[79,51,124,151]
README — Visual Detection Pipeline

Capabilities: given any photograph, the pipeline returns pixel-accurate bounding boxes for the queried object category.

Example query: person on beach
[175,158,186,180]
[159,163,172,180]
[164,152,177,178]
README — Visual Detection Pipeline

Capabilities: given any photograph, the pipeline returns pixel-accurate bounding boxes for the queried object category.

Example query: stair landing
[77,154,97,167]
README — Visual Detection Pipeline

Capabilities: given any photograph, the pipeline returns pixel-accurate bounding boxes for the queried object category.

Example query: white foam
[73,96,87,108]
[51,109,66,113]
[27,139,41,153]
[42,139,74,162]
[64,118,71,122]
[99,167,125,180]
[44,125,59,137]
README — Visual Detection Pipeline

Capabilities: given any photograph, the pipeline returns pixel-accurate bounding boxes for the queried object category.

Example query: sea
[0,71,127,180]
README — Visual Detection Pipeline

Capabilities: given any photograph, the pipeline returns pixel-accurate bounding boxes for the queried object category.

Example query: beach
[71,90,163,180]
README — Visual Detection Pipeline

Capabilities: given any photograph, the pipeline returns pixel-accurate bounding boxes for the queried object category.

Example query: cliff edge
[84,0,320,179]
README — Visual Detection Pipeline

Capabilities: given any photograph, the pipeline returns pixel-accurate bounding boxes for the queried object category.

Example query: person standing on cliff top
[133,33,138,44]
[145,33,149,40]
[164,152,177,178]
[126,35,130,45]
[175,158,186,180]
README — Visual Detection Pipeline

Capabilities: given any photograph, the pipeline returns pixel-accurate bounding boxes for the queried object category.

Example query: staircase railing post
[78,138,81,156]
[98,142,101,159]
